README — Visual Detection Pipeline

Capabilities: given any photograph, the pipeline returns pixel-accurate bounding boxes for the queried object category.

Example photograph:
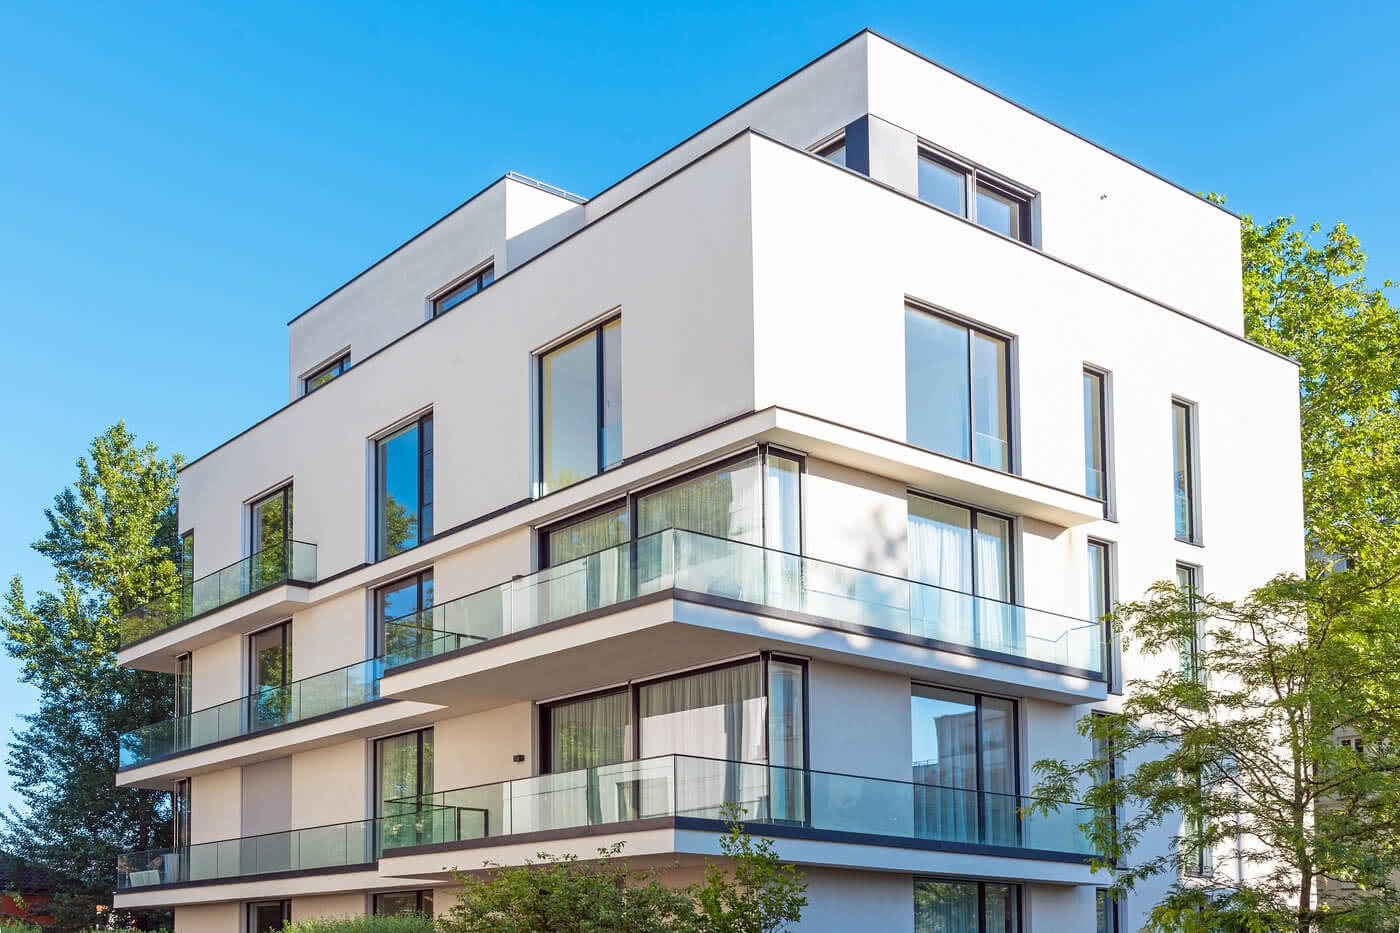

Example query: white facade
[111,30,1303,933]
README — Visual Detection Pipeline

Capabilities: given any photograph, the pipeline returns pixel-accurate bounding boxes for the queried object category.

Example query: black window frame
[912,877,1022,933]
[246,900,290,933]
[375,569,434,655]
[373,889,434,916]
[1091,710,1120,857]
[302,352,350,394]
[247,619,292,699]
[916,143,1035,245]
[536,318,621,496]
[907,489,1018,605]
[432,263,495,317]
[175,652,192,718]
[904,303,1017,473]
[1176,562,1202,682]
[1172,398,1200,543]
[373,726,433,819]
[538,652,809,775]
[375,412,434,560]
[1096,888,1120,933]
[1088,537,1114,691]
[910,683,1022,798]
[248,484,293,558]
[536,444,806,569]
[173,778,191,851]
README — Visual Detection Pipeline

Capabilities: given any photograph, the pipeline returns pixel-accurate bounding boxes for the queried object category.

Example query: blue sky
[1,0,1396,816]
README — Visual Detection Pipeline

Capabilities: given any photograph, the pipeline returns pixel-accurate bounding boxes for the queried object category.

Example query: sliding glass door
[907,494,1018,653]
[911,685,1018,845]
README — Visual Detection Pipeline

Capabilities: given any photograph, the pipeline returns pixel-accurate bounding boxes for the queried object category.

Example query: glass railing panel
[502,758,675,836]
[376,807,458,854]
[507,542,636,631]
[117,658,383,769]
[120,541,318,647]
[115,848,179,888]
[1016,797,1097,855]
[670,756,772,822]
[437,784,509,842]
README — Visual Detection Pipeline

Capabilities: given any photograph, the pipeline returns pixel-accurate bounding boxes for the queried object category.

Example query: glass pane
[376,729,431,817]
[251,489,289,555]
[602,320,622,469]
[248,902,285,933]
[971,332,1009,470]
[639,661,765,762]
[549,691,630,772]
[905,309,971,460]
[822,143,845,167]
[421,416,433,541]
[908,497,972,592]
[1173,403,1192,538]
[252,626,288,691]
[549,506,630,565]
[914,880,979,933]
[918,155,967,216]
[973,514,1010,601]
[439,277,480,313]
[981,697,1018,845]
[305,361,342,391]
[764,454,801,554]
[1084,371,1105,497]
[985,884,1019,933]
[375,892,422,916]
[378,422,422,557]
[1088,543,1108,622]
[541,330,600,493]
[767,659,806,823]
[976,183,1021,239]
[638,456,762,543]
[911,686,978,790]
[175,655,192,718]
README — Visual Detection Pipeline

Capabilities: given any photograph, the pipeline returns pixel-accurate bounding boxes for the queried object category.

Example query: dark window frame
[246,900,290,933]
[1172,398,1200,543]
[912,877,1023,933]
[536,444,806,569]
[302,352,351,394]
[904,302,1017,474]
[916,142,1036,245]
[1176,562,1202,681]
[373,726,433,819]
[1083,367,1110,503]
[1088,537,1114,691]
[814,134,846,166]
[375,570,435,656]
[432,263,495,317]
[248,484,293,559]
[375,412,434,560]
[907,489,1018,605]
[247,619,292,699]
[536,318,621,496]
[373,889,434,916]
[1096,888,1120,933]
[911,682,1022,799]
[538,652,809,775]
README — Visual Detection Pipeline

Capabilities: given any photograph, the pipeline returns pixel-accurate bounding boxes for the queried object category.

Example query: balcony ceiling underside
[380,597,1105,711]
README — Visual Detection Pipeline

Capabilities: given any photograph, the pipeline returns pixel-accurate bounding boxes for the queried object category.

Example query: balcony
[115,809,455,890]
[379,755,1097,865]
[121,540,317,649]
[118,658,383,770]
[383,528,1103,679]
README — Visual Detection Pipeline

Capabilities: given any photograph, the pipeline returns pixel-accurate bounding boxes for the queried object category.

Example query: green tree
[1,424,182,931]
[1030,572,1400,933]
[1230,202,1400,575]
[438,811,806,933]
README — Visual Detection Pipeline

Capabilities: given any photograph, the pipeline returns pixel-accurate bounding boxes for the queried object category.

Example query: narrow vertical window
[249,486,292,588]
[1092,711,1119,852]
[763,451,802,554]
[1176,563,1202,682]
[175,653,192,718]
[1096,889,1119,933]
[1088,539,1112,687]
[1172,400,1197,541]
[905,307,1012,471]
[539,320,622,495]
[767,657,806,822]
[374,728,433,819]
[376,570,434,657]
[377,414,433,558]
[249,620,292,730]
[179,530,195,617]
[1083,370,1107,500]
[173,778,191,853]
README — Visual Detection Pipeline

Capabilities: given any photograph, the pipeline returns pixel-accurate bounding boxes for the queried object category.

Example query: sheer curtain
[640,457,762,599]
[767,659,805,823]
[908,496,973,643]
[973,515,1020,653]
[544,506,631,620]
[542,691,632,831]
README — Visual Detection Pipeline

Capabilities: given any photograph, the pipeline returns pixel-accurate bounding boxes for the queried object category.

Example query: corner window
[1083,369,1108,500]
[377,414,433,558]
[432,264,495,317]
[303,353,349,394]
[1172,400,1198,541]
[916,146,1033,244]
[905,307,1012,471]
[538,319,621,494]
[914,879,1020,932]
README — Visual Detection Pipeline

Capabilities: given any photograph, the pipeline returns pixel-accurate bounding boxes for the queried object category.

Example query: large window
[377,570,434,655]
[907,493,1015,650]
[250,486,292,588]
[1172,399,1198,541]
[374,891,433,916]
[303,353,350,394]
[916,146,1034,245]
[432,264,494,317]
[541,656,806,773]
[911,686,1018,845]
[377,414,433,558]
[249,620,291,730]
[1088,539,1113,690]
[1084,369,1108,500]
[914,879,1020,933]
[375,728,433,818]
[905,307,1011,471]
[539,319,621,494]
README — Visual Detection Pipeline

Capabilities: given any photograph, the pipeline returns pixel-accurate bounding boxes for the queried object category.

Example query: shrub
[279,913,434,933]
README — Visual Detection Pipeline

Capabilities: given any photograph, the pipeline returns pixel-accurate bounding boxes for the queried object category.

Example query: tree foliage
[1,424,181,931]
[1231,201,1400,575]
[438,811,805,933]
[1031,572,1400,933]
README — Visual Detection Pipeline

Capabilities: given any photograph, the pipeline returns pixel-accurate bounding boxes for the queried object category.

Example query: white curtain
[974,516,1021,653]
[908,497,973,643]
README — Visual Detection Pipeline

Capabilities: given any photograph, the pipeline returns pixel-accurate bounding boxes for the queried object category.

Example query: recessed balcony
[120,540,317,649]
[383,528,1104,680]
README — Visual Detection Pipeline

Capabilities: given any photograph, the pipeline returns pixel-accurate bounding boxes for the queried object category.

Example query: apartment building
[110,29,1304,933]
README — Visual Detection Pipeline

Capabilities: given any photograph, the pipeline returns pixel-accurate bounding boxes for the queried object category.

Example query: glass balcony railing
[382,755,1097,860]
[121,540,317,647]
[383,528,1103,677]
[115,808,456,889]
[118,657,383,769]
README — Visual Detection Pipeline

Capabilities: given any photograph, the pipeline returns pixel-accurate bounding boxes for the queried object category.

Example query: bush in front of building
[279,913,434,933]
